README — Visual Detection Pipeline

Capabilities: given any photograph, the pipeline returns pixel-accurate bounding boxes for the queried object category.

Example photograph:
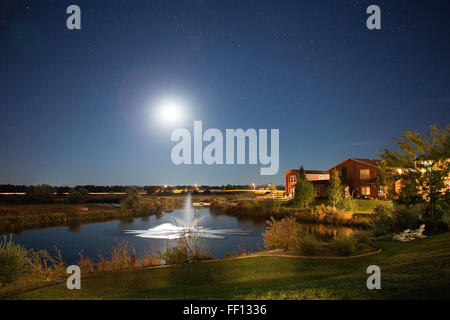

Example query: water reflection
[124,194,252,240]
[298,223,353,241]
[124,223,251,240]
[10,196,354,263]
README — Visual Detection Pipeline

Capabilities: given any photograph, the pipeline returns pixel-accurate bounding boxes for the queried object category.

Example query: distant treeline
[0,184,139,194]
[0,184,284,193]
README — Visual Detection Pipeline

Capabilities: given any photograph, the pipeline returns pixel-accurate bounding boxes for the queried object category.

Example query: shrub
[309,204,347,224]
[0,235,28,286]
[370,205,394,236]
[296,233,320,256]
[161,240,192,265]
[435,220,449,233]
[352,230,372,245]
[342,193,358,212]
[77,188,90,200]
[370,204,423,235]
[161,225,211,265]
[327,170,344,209]
[294,179,315,209]
[24,184,55,204]
[66,191,85,204]
[330,233,357,256]
[119,189,139,214]
[393,182,422,208]
[436,192,450,219]
[263,217,300,249]
[392,205,422,230]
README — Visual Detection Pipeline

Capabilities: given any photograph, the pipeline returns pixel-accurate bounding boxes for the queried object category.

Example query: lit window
[361,186,371,196]
[360,169,370,179]
[289,175,297,183]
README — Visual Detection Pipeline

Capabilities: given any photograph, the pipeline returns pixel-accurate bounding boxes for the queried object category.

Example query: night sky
[0,0,449,186]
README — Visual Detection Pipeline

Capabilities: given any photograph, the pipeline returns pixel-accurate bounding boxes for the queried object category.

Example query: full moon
[155,97,185,126]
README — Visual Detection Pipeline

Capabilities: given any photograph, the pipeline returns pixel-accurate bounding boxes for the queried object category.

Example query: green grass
[310,199,393,213]
[353,199,393,213]
[8,232,450,300]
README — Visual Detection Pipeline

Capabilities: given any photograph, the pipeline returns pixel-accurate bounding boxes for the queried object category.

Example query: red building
[329,158,382,199]
[283,158,390,199]
[282,169,329,198]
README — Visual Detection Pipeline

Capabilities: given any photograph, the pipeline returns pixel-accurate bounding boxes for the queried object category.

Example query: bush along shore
[0,223,213,297]
[0,191,179,234]
[210,199,373,229]
[261,216,378,257]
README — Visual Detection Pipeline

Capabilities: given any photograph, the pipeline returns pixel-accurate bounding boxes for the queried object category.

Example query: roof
[283,158,381,176]
[282,169,328,176]
[349,158,381,167]
[329,158,381,171]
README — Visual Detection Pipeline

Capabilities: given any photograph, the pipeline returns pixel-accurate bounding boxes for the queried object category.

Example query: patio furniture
[393,224,426,242]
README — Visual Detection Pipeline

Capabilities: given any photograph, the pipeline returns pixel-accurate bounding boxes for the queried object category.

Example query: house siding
[330,159,380,199]
[282,158,410,200]
[283,170,329,198]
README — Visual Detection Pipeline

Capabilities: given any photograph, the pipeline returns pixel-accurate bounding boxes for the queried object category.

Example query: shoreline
[5,234,449,300]
[0,194,375,234]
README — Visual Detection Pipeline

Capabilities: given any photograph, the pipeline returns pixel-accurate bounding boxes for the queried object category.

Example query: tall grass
[296,233,320,256]
[0,235,28,285]
[161,222,212,265]
[0,235,65,294]
[263,217,300,249]
[352,230,372,245]
[330,233,357,256]
[78,241,162,274]
[0,237,162,295]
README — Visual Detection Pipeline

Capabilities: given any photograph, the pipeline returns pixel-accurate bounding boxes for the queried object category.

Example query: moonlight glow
[155,97,185,126]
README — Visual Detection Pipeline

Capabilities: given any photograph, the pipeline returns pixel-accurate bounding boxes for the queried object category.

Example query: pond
[10,198,353,264]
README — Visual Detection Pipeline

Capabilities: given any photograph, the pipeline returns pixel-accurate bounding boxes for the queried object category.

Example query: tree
[25,184,55,204]
[77,187,89,201]
[341,166,350,187]
[268,183,276,194]
[144,186,158,195]
[379,125,450,223]
[294,166,315,209]
[327,170,344,210]
[394,181,422,207]
[67,191,85,204]
[298,166,307,181]
[375,160,395,199]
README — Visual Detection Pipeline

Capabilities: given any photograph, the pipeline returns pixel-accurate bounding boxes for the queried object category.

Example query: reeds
[78,241,162,274]
[161,222,213,265]
[0,235,66,295]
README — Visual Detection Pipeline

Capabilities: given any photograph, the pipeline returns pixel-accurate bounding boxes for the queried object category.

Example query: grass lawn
[310,199,393,214]
[9,232,450,300]
[353,199,393,213]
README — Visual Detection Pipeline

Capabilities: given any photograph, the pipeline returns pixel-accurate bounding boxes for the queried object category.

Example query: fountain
[124,193,251,240]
